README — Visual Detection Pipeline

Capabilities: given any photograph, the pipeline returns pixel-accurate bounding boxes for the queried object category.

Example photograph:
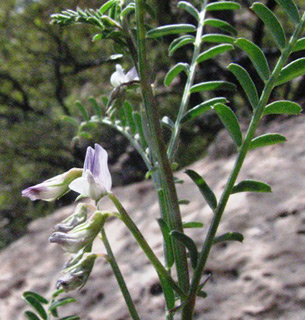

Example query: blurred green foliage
[1,0,304,249]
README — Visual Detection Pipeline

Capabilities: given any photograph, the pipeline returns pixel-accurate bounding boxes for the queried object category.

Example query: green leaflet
[276,58,305,86]
[123,101,136,135]
[251,2,286,50]
[49,298,77,312]
[89,96,102,118]
[23,292,48,305]
[231,180,272,194]
[133,111,148,149]
[168,35,195,56]
[99,0,117,15]
[181,97,227,123]
[213,232,244,244]
[235,38,270,82]
[213,103,243,147]
[24,296,48,320]
[24,311,40,320]
[204,18,237,36]
[228,63,259,109]
[184,169,217,210]
[274,0,300,24]
[206,1,241,11]
[263,100,302,116]
[183,221,204,229]
[249,133,287,150]
[164,63,189,86]
[76,100,89,121]
[178,1,200,21]
[196,44,234,64]
[202,34,235,44]
[292,37,305,52]
[147,24,196,38]
[171,230,198,269]
[157,217,174,269]
[190,81,236,93]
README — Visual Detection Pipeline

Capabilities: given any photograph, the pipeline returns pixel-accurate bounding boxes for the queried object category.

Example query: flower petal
[69,177,90,198]
[93,144,112,192]
[126,67,139,82]
[83,146,95,173]
[110,64,129,87]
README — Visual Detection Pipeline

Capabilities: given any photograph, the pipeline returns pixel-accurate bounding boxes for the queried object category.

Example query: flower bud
[49,211,107,253]
[53,203,88,233]
[56,253,97,292]
[22,168,82,202]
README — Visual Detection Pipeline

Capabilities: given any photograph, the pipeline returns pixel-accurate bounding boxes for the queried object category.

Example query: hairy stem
[109,193,187,299]
[135,0,190,293]
[181,13,305,320]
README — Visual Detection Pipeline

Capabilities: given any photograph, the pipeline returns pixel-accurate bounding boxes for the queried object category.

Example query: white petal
[69,177,90,197]
[110,64,128,87]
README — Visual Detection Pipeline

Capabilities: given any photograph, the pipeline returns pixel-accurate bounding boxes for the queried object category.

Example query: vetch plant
[22,0,305,319]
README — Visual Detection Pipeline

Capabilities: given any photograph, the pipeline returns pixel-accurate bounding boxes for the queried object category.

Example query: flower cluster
[22,144,112,291]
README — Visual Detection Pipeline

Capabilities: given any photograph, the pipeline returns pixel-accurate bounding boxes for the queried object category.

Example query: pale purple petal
[22,185,46,201]
[93,144,112,192]
[126,67,139,82]
[83,146,95,173]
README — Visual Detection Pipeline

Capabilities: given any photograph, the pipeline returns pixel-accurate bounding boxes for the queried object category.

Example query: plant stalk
[135,0,190,293]
[100,227,141,320]
[181,13,305,320]
[109,193,187,299]
[167,0,208,161]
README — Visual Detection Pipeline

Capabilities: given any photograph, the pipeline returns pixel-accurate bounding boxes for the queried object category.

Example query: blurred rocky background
[1,116,305,319]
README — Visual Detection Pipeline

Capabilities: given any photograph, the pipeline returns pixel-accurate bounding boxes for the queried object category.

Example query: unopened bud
[22,168,82,202]
[49,211,107,253]
[56,253,97,292]
[54,203,88,232]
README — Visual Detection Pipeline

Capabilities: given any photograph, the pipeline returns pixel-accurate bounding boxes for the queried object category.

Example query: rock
[1,116,305,320]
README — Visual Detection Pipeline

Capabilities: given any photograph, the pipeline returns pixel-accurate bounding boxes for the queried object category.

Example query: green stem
[100,228,141,320]
[135,0,190,293]
[181,13,305,320]
[167,0,208,161]
[109,193,187,299]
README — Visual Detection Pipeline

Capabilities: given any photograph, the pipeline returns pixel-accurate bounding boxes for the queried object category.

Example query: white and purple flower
[69,144,112,201]
[22,168,82,202]
[110,64,139,88]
